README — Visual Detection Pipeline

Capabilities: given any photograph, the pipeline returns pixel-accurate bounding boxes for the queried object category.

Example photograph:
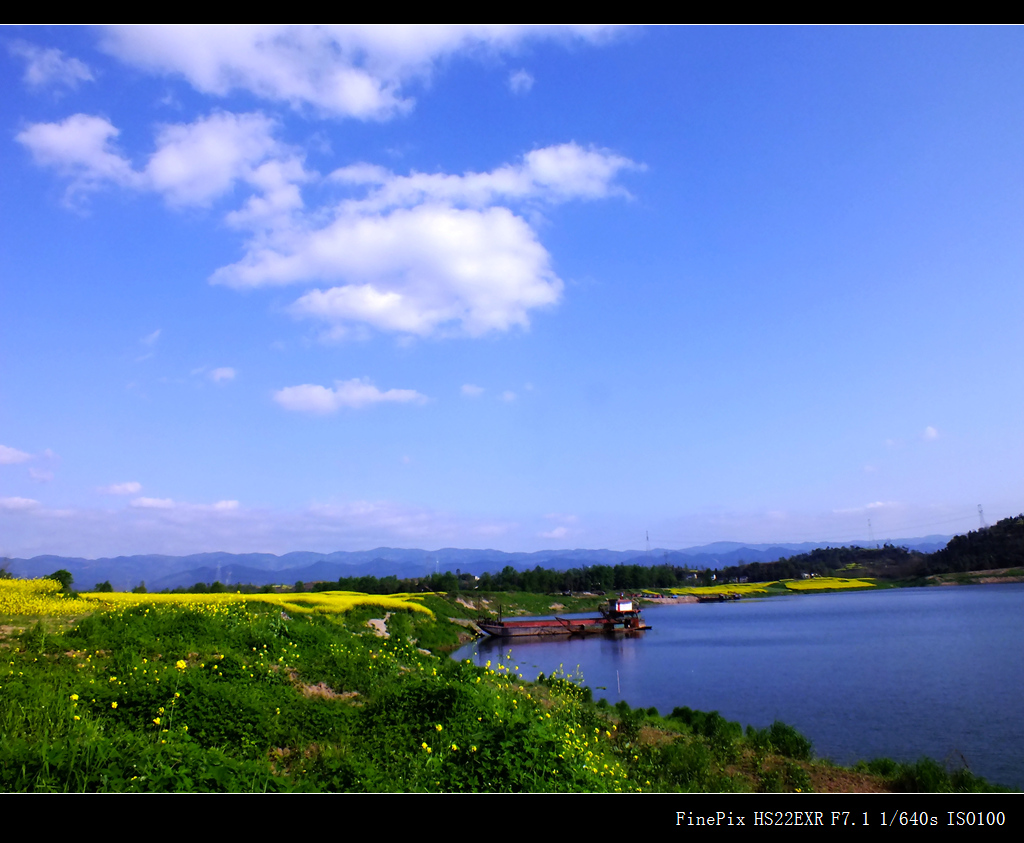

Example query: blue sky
[2,26,1022,558]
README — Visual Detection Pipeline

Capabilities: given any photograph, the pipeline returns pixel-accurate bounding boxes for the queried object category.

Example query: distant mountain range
[3,536,952,592]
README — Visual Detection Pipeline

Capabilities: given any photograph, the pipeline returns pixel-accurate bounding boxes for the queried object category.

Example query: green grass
[0,591,1013,792]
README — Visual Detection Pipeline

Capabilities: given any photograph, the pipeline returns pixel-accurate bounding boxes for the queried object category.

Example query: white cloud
[327,142,637,210]
[508,69,534,95]
[16,114,142,203]
[276,205,560,337]
[21,111,637,340]
[461,384,484,397]
[0,445,32,465]
[209,367,236,382]
[100,481,143,495]
[923,425,939,441]
[540,526,568,539]
[274,378,428,414]
[0,497,40,511]
[217,143,638,338]
[9,41,94,90]
[131,497,176,509]
[17,111,309,212]
[499,390,517,402]
[98,25,616,120]
[126,495,239,513]
[29,468,54,483]
[146,111,294,207]
[141,329,162,345]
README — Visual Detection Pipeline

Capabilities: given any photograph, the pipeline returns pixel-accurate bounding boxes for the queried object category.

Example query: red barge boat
[478,597,651,638]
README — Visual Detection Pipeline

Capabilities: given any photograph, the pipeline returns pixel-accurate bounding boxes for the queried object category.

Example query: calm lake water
[452,583,1024,789]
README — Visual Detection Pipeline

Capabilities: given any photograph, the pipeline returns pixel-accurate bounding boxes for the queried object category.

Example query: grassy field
[0,577,1009,793]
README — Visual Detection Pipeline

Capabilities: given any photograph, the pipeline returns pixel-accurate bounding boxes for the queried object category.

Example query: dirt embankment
[928,568,1024,585]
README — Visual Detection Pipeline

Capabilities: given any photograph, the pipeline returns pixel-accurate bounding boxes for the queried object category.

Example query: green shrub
[768,720,813,760]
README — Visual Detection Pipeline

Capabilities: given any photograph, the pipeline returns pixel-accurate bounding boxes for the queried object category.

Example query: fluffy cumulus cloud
[17,28,638,341]
[216,143,639,338]
[461,384,484,397]
[98,25,615,120]
[0,445,33,465]
[274,378,428,414]
[17,111,306,211]
[277,205,558,337]
[9,41,94,90]
[16,114,142,202]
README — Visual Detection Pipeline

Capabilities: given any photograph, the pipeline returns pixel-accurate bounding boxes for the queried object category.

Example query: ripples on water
[452,583,1024,789]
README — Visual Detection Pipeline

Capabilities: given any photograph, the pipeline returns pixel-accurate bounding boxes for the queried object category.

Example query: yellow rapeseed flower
[435,724,443,732]
[111,702,117,709]
[175,660,187,670]
[70,694,78,701]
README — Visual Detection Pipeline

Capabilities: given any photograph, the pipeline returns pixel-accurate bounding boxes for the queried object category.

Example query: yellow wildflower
[70,694,79,701]
[435,724,443,732]
[111,702,117,709]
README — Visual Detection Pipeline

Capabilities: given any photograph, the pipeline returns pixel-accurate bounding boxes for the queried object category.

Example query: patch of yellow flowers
[669,582,773,596]
[0,577,92,616]
[1,578,432,619]
[784,577,876,591]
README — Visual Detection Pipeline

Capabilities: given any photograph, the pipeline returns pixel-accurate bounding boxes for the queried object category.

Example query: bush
[670,707,742,745]
[768,720,812,760]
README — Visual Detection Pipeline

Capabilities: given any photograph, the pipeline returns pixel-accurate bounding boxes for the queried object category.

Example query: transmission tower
[978,505,987,529]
